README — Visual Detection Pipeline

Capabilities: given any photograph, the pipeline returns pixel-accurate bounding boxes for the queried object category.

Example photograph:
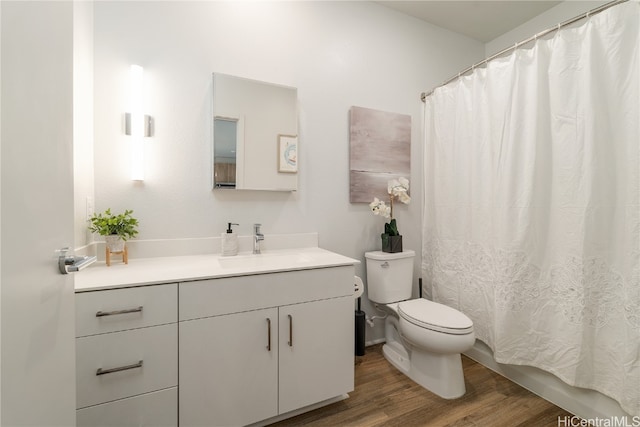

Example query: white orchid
[369,197,391,218]
[388,177,411,205]
[369,177,411,238]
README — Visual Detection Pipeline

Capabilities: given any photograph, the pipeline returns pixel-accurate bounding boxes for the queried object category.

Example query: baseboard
[365,338,386,347]
[464,340,631,421]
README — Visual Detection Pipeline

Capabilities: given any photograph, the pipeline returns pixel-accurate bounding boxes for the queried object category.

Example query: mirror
[213,117,239,188]
[213,73,298,191]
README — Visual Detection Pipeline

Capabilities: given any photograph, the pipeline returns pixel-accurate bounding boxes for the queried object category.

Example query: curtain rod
[420,0,628,102]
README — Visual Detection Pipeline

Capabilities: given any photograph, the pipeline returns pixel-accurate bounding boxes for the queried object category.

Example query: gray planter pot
[105,235,125,253]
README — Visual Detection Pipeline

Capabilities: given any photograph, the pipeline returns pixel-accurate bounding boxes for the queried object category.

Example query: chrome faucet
[253,223,264,254]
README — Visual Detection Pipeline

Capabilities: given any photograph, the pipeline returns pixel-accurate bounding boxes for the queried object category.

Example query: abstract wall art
[349,106,411,202]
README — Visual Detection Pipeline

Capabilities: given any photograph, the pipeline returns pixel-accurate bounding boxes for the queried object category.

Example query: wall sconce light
[125,64,153,181]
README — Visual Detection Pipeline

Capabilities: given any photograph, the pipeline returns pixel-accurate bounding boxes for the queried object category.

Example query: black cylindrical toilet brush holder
[355,297,366,356]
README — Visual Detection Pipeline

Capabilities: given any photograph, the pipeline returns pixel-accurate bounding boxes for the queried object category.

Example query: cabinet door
[179,308,278,427]
[279,297,354,414]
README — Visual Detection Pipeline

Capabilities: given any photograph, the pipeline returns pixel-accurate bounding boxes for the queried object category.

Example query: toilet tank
[365,250,415,304]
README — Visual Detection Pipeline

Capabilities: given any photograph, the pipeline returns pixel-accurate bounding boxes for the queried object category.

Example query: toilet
[365,249,475,399]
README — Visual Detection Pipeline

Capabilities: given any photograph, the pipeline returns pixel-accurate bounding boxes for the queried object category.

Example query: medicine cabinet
[212,73,298,191]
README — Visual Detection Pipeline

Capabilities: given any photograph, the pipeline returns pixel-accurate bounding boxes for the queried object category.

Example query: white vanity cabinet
[75,284,178,427]
[178,266,354,427]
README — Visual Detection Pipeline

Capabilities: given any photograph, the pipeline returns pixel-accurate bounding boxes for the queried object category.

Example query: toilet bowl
[365,250,475,399]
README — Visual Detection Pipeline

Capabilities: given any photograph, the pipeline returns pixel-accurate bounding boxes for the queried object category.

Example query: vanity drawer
[76,283,177,337]
[76,323,178,409]
[77,387,177,427]
[179,266,353,321]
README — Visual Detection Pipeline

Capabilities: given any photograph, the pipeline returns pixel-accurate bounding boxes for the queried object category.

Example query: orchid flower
[388,177,411,204]
[369,197,391,218]
[370,177,411,237]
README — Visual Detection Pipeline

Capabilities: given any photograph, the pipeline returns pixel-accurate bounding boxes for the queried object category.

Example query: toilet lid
[398,299,473,335]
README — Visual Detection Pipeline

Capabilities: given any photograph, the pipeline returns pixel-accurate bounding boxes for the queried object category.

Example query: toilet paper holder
[354,275,364,298]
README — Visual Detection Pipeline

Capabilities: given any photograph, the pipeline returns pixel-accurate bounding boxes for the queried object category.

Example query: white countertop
[75,247,360,292]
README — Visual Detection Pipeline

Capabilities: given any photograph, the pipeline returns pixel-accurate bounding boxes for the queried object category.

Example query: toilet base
[382,341,411,374]
[383,315,467,399]
[382,342,466,399]
[410,348,466,399]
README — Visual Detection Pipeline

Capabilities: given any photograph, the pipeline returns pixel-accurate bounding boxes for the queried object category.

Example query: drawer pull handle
[96,360,143,376]
[266,318,272,351]
[95,306,143,317]
[288,314,293,347]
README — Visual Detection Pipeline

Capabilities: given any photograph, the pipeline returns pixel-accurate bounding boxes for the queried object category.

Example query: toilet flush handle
[381,261,389,268]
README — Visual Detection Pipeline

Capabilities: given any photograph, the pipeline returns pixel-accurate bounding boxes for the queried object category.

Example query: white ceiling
[377,1,562,42]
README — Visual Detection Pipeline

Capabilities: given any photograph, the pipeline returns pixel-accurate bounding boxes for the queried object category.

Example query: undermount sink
[217,251,313,269]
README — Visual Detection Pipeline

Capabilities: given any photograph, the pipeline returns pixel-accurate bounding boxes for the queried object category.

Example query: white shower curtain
[423,2,639,416]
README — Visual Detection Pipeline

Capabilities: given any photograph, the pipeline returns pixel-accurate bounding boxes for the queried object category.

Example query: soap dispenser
[221,222,239,256]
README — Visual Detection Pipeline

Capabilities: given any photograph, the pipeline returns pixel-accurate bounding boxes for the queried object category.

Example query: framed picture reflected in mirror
[278,134,298,173]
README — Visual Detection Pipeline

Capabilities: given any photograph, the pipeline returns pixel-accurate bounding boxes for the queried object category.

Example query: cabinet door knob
[288,314,293,347]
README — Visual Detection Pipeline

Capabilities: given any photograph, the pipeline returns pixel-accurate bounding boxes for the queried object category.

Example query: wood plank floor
[270,344,573,427]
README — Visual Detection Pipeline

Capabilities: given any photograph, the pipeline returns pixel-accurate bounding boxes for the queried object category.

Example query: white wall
[91,1,485,342]
[74,1,95,252]
[0,2,3,421]
[486,0,608,56]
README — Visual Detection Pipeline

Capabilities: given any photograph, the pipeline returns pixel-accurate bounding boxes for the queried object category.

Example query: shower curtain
[422,2,639,416]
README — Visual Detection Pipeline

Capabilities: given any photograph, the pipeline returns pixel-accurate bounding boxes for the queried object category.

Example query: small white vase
[105,235,125,252]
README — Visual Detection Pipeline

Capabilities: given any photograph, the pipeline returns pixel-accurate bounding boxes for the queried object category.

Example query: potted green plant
[89,208,139,254]
[369,177,411,253]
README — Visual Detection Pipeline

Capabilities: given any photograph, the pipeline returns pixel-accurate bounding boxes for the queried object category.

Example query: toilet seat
[398,299,473,335]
